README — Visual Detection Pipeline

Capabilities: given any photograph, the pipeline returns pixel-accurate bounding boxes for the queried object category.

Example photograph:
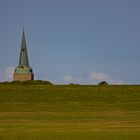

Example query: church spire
[19,29,29,66]
[13,29,34,81]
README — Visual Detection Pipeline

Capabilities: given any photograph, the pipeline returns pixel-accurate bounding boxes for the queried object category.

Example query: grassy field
[0,85,140,140]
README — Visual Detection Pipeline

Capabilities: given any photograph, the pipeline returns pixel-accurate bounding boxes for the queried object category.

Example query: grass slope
[0,85,140,139]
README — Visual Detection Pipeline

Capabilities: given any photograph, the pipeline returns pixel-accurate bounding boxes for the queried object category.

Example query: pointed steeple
[19,29,29,66]
[13,29,34,81]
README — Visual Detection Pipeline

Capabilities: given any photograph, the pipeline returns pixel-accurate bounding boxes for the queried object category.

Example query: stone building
[13,30,34,81]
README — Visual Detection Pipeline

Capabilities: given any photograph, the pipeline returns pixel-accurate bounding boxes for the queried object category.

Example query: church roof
[19,30,29,66]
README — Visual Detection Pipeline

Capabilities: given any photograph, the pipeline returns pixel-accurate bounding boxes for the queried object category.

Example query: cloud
[0,70,2,81]
[64,75,73,82]
[4,66,15,81]
[89,71,125,85]
[90,71,110,81]
[64,72,125,85]
[109,79,125,85]
[64,75,83,83]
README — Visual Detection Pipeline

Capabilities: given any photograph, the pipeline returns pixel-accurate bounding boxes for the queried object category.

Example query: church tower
[13,30,34,81]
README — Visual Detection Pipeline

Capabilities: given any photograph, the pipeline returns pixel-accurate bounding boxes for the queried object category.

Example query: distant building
[13,30,34,81]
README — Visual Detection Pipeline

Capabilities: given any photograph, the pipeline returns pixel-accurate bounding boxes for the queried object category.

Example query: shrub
[98,81,108,85]
[11,81,22,85]
[22,80,53,85]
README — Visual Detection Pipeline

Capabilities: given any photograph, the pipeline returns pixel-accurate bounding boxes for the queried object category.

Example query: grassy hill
[0,85,140,139]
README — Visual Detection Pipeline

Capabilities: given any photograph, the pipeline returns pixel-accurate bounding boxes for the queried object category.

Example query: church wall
[13,73,34,81]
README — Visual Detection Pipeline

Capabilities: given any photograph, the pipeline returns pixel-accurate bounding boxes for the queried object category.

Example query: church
[13,30,34,81]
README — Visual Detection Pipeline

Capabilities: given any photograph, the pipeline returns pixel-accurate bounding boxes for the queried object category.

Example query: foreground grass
[0,85,140,139]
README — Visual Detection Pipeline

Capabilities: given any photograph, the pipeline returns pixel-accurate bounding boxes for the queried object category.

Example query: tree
[98,81,108,85]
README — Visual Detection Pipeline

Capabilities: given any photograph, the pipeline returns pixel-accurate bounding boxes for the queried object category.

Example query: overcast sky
[0,0,140,84]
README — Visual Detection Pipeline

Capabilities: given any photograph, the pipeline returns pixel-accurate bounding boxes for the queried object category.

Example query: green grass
[0,85,140,139]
